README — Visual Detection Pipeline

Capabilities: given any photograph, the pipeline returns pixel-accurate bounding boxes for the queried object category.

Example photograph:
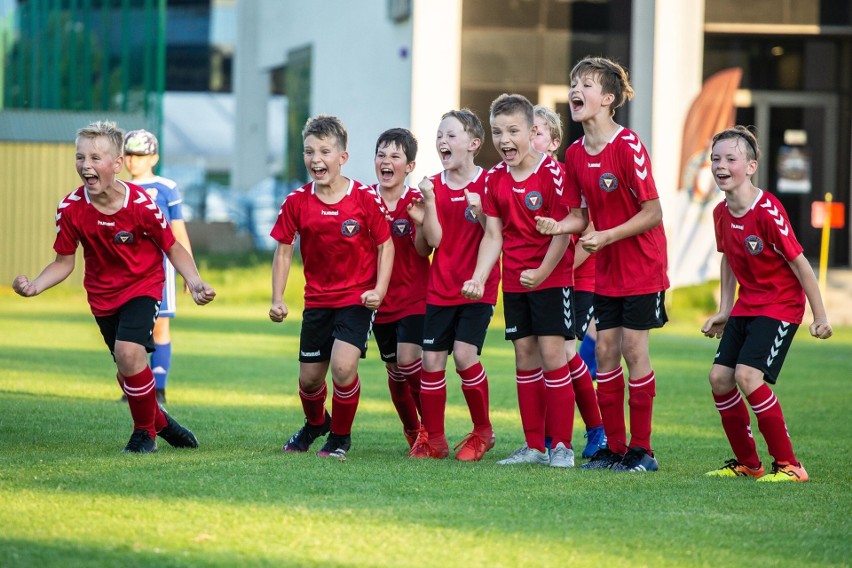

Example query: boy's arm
[170,219,194,292]
[536,207,589,236]
[418,177,442,249]
[520,233,571,289]
[361,238,394,310]
[788,253,832,339]
[413,222,433,257]
[579,198,662,252]
[164,242,216,305]
[702,254,736,339]
[573,221,595,269]
[461,215,503,300]
[270,241,294,322]
[12,254,76,297]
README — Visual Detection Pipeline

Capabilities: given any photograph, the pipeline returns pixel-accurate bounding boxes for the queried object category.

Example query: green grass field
[1,256,850,567]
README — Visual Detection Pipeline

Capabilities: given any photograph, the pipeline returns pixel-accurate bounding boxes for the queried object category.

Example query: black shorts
[95,296,160,355]
[714,316,799,384]
[422,303,493,354]
[503,287,575,341]
[594,291,668,332]
[574,290,595,340]
[372,314,425,363]
[300,306,375,362]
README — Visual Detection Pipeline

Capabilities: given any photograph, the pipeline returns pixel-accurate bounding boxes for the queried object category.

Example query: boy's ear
[468,137,482,152]
[113,154,124,173]
[339,150,349,165]
[602,92,616,108]
[151,154,160,168]
[405,160,416,174]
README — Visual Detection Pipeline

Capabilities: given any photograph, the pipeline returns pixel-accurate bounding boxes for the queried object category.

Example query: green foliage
[1,268,850,567]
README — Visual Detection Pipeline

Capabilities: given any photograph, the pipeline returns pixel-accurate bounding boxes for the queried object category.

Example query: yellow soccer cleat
[756,461,809,482]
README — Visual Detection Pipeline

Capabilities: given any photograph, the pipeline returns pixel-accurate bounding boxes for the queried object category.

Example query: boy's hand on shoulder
[418,177,435,203]
[464,189,482,217]
[461,278,484,300]
[190,282,216,305]
[810,318,832,339]
[701,313,728,339]
[12,275,38,297]
[269,301,288,322]
[361,290,382,311]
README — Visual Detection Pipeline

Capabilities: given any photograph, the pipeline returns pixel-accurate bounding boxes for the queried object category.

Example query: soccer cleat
[408,433,449,459]
[117,393,128,403]
[156,388,167,404]
[453,430,495,462]
[581,448,624,470]
[316,433,351,461]
[756,461,809,483]
[612,446,659,472]
[549,442,575,468]
[705,459,764,478]
[582,426,607,459]
[404,425,426,449]
[283,412,331,452]
[496,444,549,466]
[124,429,158,453]
[156,407,199,448]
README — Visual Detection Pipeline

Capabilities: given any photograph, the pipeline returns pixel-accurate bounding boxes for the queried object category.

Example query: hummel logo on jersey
[114,231,134,244]
[731,223,744,230]
[300,350,321,357]
[341,219,360,237]
[599,173,618,192]
[423,338,435,345]
[506,326,518,333]
[98,220,115,227]
[588,162,601,168]
[525,191,543,211]
[745,235,764,255]
[450,196,466,202]
[321,209,339,216]
[512,186,525,193]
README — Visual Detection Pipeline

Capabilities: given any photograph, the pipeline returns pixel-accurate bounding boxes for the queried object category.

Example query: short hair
[303,114,348,150]
[712,125,760,162]
[77,120,124,157]
[570,56,635,117]
[489,93,534,127]
[375,127,418,162]
[533,104,563,144]
[440,108,485,155]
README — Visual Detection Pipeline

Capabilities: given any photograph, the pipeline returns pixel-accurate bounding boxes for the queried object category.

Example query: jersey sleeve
[757,196,803,261]
[561,146,584,209]
[713,202,726,254]
[362,185,392,244]
[53,191,82,256]
[139,189,176,251]
[482,166,502,219]
[620,131,659,203]
[270,191,300,244]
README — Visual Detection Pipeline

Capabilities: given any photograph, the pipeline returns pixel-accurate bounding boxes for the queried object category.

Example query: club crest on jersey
[745,235,764,255]
[114,231,134,245]
[464,206,478,223]
[524,191,543,211]
[341,219,361,237]
[392,219,412,237]
[599,173,618,192]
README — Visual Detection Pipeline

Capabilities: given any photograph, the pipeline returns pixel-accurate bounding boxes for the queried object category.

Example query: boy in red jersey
[702,126,831,482]
[12,121,214,453]
[537,57,669,472]
[462,94,588,468]
[408,109,500,461]
[532,104,607,460]
[370,128,431,450]
[270,115,394,461]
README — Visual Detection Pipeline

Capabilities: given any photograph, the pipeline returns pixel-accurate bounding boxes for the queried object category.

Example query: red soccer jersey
[483,154,572,292]
[572,234,596,293]
[270,179,392,309]
[425,169,500,306]
[714,190,806,323]
[371,184,430,324]
[53,182,176,316]
[563,127,669,296]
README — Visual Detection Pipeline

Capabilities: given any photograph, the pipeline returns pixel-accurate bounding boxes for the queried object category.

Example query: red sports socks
[330,376,361,436]
[748,384,799,466]
[397,359,423,414]
[628,370,656,452]
[569,354,602,429]
[299,381,328,426]
[543,363,574,449]
[420,369,447,440]
[713,387,760,468]
[458,362,492,434]
[120,367,158,438]
[596,366,627,454]
[516,368,546,452]
[387,367,421,432]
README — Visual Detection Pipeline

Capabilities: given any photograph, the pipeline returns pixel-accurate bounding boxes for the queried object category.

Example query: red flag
[679,68,742,203]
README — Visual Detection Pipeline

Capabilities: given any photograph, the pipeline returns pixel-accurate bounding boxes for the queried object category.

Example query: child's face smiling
[569,73,611,122]
[76,136,122,197]
[491,111,534,167]
[532,116,559,156]
[374,142,413,191]
[304,134,347,185]
[711,137,757,193]
[436,116,477,171]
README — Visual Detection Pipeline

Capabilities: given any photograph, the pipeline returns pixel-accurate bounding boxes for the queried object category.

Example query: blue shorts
[157,259,177,318]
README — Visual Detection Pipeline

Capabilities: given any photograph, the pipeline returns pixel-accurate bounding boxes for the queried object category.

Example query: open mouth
[380,167,394,182]
[83,173,98,186]
[570,97,584,112]
[439,148,452,162]
[502,148,518,162]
